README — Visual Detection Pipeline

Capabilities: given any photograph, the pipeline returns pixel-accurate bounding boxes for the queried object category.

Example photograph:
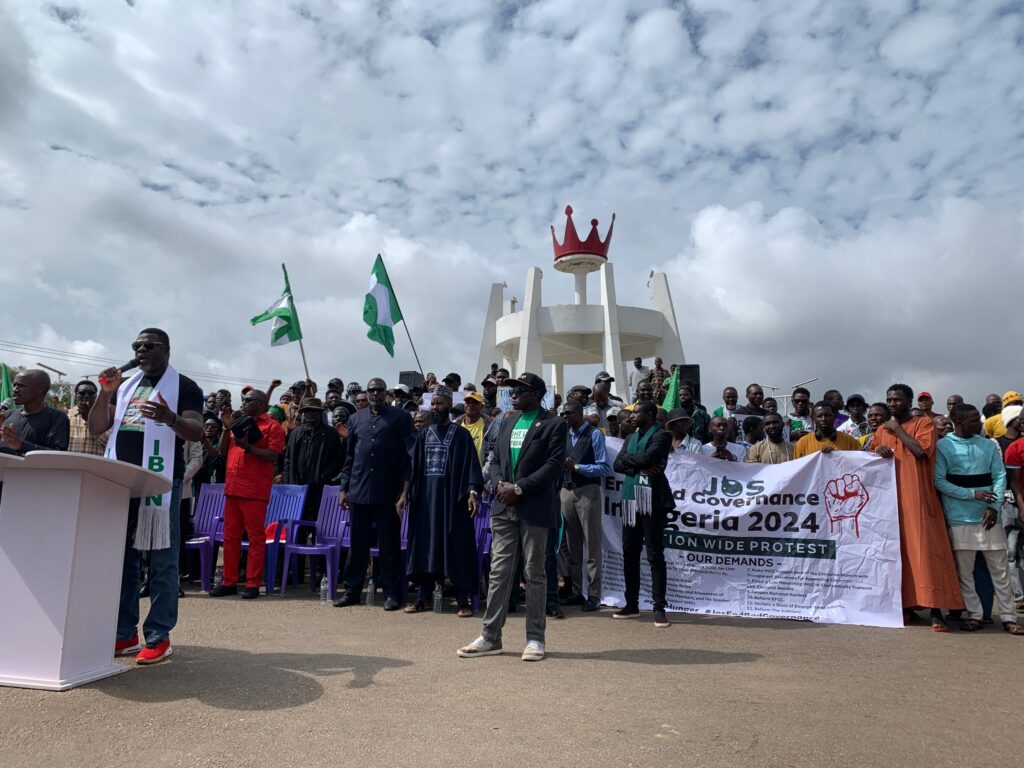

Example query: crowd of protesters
[2,334,1022,664]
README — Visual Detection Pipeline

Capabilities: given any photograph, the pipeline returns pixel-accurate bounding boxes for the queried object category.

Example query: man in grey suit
[458,372,566,662]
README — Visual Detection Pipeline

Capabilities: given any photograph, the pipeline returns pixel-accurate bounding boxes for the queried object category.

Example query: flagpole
[281,263,311,381]
[378,253,424,377]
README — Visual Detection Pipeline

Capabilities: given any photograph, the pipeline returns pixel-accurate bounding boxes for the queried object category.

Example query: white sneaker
[457,636,503,658]
[522,640,545,661]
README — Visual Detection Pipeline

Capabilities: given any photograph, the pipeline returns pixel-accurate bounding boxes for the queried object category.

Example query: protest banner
[600,439,903,628]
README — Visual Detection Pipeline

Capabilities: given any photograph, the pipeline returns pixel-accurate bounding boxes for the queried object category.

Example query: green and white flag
[251,264,304,346]
[364,254,403,357]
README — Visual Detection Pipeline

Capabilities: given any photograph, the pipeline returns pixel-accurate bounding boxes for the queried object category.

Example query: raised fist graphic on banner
[823,473,869,537]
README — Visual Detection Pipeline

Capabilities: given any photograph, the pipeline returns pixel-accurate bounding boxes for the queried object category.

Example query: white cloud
[0,0,1021,404]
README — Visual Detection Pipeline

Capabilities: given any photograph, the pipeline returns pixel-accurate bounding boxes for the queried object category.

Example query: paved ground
[1,585,1021,768]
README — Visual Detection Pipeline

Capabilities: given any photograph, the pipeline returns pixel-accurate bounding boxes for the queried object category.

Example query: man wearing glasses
[212,388,286,600]
[90,329,204,665]
[334,377,414,611]
[458,372,566,661]
[787,387,814,442]
[67,379,109,455]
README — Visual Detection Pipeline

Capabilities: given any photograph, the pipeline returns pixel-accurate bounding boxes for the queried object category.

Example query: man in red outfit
[212,389,286,599]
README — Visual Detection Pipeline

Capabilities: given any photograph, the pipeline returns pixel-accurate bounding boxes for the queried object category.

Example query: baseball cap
[847,394,867,406]
[513,372,547,397]
[917,391,933,401]
[569,384,593,394]
[327,378,344,392]
[1003,391,1023,407]
[594,371,615,383]
[481,376,498,387]
[443,372,462,386]
[390,384,410,395]
[289,380,306,391]
[464,391,484,404]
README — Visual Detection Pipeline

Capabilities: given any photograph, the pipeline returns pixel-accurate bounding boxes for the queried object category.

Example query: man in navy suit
[458,373,566,662]
[333,377,413,611]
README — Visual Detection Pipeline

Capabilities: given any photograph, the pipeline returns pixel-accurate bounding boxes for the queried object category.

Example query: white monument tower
[474,206,686,399]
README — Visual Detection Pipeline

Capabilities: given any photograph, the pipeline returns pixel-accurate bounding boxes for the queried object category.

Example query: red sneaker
[114,633,141,657]
[135,639,172,665]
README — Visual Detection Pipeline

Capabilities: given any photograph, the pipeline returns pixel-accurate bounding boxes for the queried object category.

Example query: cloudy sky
[0,0,1021,407]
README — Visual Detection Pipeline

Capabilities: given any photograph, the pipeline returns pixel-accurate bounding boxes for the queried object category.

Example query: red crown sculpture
[551,206,615,261]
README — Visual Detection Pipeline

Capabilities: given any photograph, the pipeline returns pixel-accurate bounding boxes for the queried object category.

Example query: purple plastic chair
[279,486,349,599]
[185,483,225,592]
[263,484,308,595]
[471,499,492,610]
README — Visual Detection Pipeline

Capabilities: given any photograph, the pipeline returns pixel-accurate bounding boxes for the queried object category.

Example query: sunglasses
[509,385,535,396]
[131,341,166,352]
[366,387,386,394]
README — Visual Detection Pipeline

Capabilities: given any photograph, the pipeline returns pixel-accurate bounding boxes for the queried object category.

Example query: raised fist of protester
[824,473,870,521]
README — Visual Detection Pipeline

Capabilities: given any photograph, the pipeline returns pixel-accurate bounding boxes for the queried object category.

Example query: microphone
[99,359,141,384]
[0,398,14,415]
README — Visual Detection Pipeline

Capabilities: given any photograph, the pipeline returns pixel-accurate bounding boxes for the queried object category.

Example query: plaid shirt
[68,409,109,456]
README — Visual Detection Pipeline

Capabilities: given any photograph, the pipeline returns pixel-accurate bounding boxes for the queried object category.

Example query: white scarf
[105,365,179,550]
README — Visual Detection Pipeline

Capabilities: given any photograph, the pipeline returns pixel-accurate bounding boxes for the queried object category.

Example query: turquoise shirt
[934,434,1006,526]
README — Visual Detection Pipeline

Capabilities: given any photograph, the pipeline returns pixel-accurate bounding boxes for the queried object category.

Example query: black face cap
[513,372,547,398]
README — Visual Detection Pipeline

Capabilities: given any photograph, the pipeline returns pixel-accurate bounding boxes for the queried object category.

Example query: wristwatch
[468,490,478,498]
[513,484,523,496]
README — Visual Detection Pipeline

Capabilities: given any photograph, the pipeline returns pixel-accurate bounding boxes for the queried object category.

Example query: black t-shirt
[0,407,70,455]
[110,373,204,478]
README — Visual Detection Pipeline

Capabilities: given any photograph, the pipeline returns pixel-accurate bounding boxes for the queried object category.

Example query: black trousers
[622,507,668,612]
[343,502,402,600]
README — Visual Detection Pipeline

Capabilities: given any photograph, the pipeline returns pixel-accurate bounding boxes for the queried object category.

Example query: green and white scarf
[621,424,657,527]
[105,366,179,550]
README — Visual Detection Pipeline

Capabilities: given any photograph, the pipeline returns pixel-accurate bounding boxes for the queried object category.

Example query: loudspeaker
[675,364,701,404]
[399,370,424,389]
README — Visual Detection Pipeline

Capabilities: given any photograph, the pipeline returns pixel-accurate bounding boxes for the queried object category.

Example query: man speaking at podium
[90,329,203,665]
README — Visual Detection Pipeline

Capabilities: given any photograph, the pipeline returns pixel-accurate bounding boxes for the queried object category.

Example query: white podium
[0,450,171,691]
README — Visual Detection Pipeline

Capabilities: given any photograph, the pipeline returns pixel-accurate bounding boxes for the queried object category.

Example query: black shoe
[242,587,260,600]
[332,593,361,608]
[210,585,238,597]
[383,597,400,611]
[582,597,600,612]
[653,610,670,628]
[560,594,585,606]
[546,606,565,619]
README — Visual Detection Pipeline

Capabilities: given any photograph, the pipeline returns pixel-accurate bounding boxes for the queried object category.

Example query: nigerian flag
[251,264,303,346]
[364,254,403,357]
[0,363,12,403]
[660,369,680,411]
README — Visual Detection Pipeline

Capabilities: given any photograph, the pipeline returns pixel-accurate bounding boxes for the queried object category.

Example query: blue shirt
[568,424,613,478]
[338,405,413,505]
[934,434,1006,526]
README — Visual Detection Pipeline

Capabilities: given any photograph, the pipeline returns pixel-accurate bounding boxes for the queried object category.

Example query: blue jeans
[117,479,182,646]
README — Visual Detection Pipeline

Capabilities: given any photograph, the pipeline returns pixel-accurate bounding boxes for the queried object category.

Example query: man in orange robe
[872,383,963,631]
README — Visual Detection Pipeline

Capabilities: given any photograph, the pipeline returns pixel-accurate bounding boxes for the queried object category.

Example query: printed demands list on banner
[598,439,903,628]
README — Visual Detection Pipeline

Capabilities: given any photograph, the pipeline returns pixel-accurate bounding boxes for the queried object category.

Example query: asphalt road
[1,586,1020,768]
